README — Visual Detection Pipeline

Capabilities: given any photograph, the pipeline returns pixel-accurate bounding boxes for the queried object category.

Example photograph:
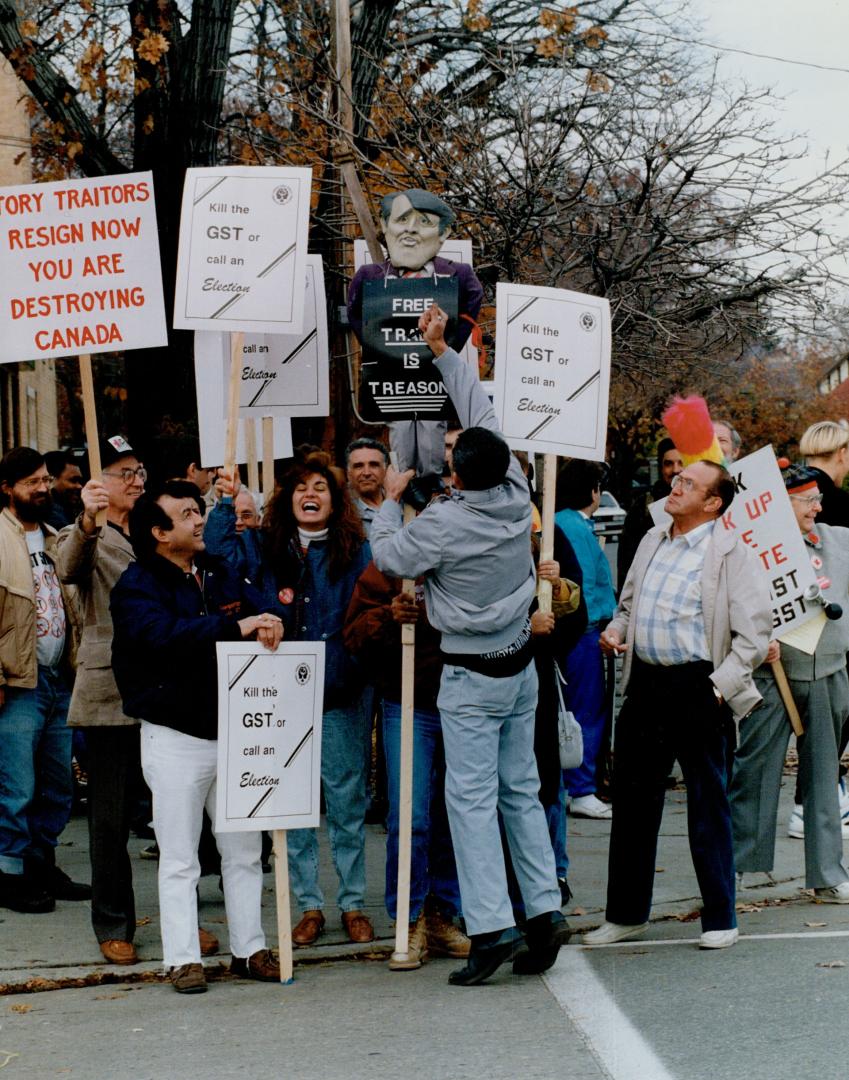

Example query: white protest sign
[174,166,311,334]
[194,350,293,466]
[493,283,611,460]
[650,446,821,642]
[353,238,479,371]
[215,642,324,832]
[0,172,167,362]
[719,447,822,639]
[194,256,329,419]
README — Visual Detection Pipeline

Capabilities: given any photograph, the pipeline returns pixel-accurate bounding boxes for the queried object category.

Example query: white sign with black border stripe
[493,282,611,460]
[215,641,324,832]
[174,166,311,334]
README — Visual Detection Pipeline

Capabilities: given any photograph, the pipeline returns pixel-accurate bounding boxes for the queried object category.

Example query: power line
[635,26,849,75]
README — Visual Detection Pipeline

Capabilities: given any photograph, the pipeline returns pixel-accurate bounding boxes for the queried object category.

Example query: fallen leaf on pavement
[816,960,846,968]
[10,1004,31,1014]
[571,907,586,916]
[805,921,827,928]
[135,916,151,926]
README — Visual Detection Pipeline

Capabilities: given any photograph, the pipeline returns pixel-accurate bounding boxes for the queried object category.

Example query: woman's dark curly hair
[263,445,365,582]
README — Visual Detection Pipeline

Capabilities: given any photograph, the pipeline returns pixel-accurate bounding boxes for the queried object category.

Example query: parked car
[593,490,626,538]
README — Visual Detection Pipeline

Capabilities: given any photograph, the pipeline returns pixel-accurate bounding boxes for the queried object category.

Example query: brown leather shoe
[292,909,325,946]
[342,909,375,943]
[198,926,219,956]
[230,948,280,981]
[100,939,139,965]
[169,962,207,994]
[426,911,471,958]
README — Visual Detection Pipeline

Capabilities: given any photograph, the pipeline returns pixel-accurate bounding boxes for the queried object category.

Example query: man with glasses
[55,436,153,963]
[0,447,90,914]
[730,464,849,902]
[586,459,771,950]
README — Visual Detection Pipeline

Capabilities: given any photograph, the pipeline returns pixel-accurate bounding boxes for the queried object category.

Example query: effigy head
[379,188,455,269]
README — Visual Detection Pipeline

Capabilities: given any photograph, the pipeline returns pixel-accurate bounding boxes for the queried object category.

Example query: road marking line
[575,928,849,948]
[544,948,677,1080]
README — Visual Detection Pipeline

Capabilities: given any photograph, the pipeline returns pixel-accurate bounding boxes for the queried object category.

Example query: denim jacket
[280,536,371,709]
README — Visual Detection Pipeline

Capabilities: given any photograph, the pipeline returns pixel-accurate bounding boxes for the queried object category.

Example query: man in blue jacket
[111,480,283,994]
[371,305,566,986]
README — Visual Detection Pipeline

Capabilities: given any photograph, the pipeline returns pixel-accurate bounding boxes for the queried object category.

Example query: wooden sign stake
[79,354,106,528]
[224,332,243,485]
[262,416,275,513]
[770,659,804,736]
[245,418,260,494]
[537,454,557,615]
[391,502,417,963]
[260,415,291,983]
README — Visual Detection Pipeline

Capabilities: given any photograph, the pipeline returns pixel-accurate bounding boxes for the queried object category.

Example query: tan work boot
[389,911,428,971]
[426,910,471,958]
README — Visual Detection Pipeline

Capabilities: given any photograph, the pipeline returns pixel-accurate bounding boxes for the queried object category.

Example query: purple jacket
[347,257,484,349]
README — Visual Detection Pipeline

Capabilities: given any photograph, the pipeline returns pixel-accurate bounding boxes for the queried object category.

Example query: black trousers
[606,659,737,932]
[85,726,141,944]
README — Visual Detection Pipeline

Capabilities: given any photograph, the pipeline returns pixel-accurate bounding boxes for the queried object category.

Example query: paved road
[3,775,848,1080]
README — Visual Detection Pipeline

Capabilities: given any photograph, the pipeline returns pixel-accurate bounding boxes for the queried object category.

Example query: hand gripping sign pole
[391,502,417,965]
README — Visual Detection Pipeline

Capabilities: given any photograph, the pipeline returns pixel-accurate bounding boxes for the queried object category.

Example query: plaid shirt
[633,521,713,666]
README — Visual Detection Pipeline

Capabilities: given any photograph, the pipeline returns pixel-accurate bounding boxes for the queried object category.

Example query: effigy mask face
[383,194,447,269]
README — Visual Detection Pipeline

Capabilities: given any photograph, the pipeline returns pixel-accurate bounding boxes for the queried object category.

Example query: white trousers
[140,721,265,967]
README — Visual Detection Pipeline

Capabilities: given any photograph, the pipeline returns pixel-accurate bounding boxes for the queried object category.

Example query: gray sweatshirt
[758,522,849,682]
[370,349,535,656]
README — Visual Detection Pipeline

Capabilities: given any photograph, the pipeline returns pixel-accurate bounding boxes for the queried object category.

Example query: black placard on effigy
[358,275,460,422]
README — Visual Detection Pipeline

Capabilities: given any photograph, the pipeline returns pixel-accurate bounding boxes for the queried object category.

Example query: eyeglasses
[102,466,147,484]
[789,492,822,507]
[670,474,709,494]
[16,475,52,489]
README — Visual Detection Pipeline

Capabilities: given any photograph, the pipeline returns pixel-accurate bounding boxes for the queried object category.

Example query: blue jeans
[437,662,560,935]
[0,666,72,875]
[562,626,609,798]
[546,773,569,879]
[383,700,461,921]
[287,692,371,913]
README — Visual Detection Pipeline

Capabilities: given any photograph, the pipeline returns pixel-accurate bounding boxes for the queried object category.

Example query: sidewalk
[0,772,814,994]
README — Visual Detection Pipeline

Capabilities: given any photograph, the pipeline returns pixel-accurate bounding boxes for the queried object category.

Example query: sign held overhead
[0,172,167,363]
[174,166,312,335]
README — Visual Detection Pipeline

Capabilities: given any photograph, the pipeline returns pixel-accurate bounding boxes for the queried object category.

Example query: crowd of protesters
[2,307,849,991]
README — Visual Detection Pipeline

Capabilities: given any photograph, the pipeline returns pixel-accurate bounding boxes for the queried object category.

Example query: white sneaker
[814,882,849,904]
[583,921,648,945]
[788,802,849,839]
[569,794,613,819]
[699,928,738,949]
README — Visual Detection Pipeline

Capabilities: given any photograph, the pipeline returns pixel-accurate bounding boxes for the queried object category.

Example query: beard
[11,491,52,523]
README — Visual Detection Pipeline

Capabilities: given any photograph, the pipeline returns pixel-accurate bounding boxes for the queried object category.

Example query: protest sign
[174,166,311,335]
[215,642,324,832]
[650,446,822,642]
[194,350,293,466]
[493,283,611,460]
[358,275,460,422]
[193,256,329,419]
[353,238,479,373]
[0,172,167,363]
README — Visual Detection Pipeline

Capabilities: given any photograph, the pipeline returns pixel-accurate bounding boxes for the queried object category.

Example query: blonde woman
[799,421,849,527]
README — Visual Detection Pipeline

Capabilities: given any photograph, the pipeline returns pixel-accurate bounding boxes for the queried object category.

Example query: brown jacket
[55,516,137,727]
[0,508,78,688]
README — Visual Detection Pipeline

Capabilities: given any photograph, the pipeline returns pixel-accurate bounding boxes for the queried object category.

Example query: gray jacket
[763,523,849,682]
[55,517,138,728]
[370,349,535,656]
[608,520,772,719]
